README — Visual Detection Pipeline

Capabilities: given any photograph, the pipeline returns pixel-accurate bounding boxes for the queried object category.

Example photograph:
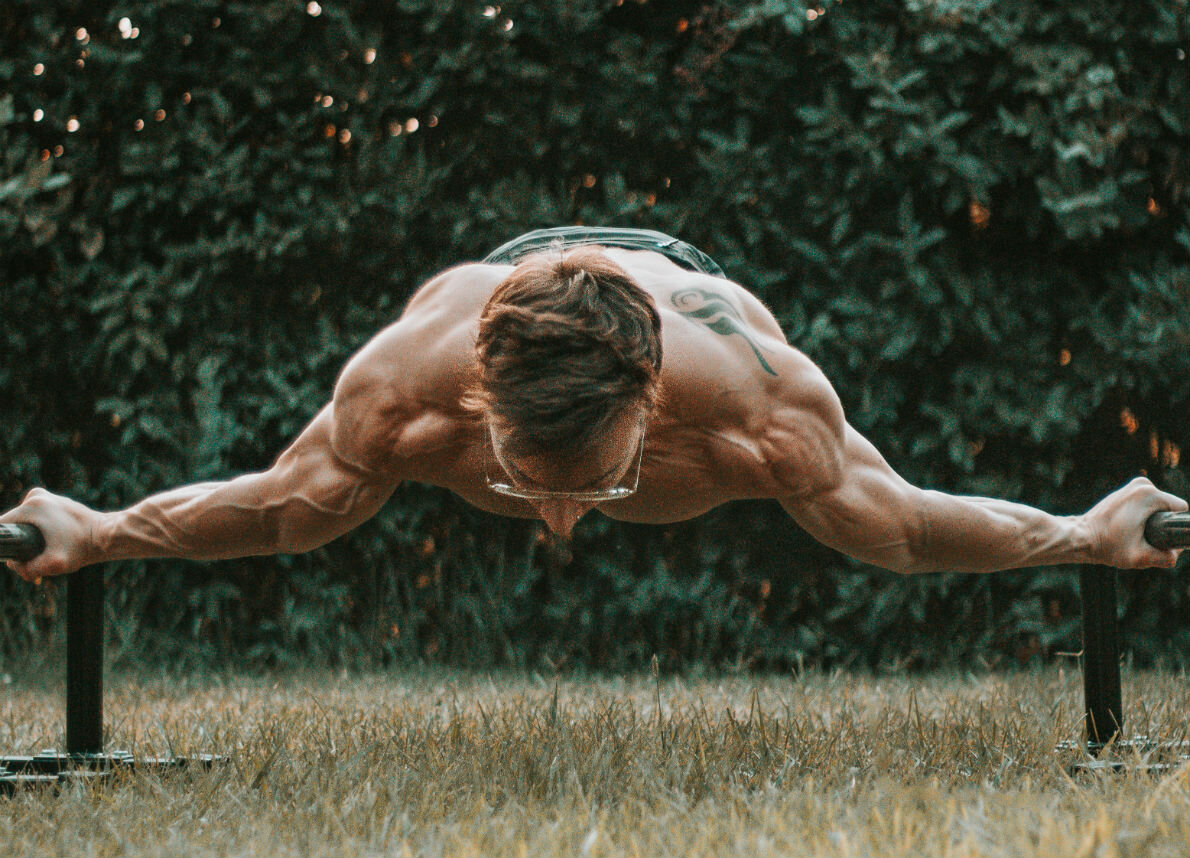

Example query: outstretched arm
[2,353,407,581]
[773,371,1187,574]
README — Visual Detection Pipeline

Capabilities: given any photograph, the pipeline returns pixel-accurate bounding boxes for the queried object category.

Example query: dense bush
[1,0,1187,671]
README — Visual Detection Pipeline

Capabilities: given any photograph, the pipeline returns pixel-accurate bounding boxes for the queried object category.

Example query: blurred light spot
[759,579,771,598]
[1058,348,1071,367]
[75,58,85,69]
[76,27,88,42]
[182,92,192,104]
[969,200,991,229]
[324,124,336,138]
[364,48,377,64]
[39,149,50,162]
[154,109,166,121]
[182,33,193,46]
[583,174,597,188]
[33,108,44,121]
[212,16,221,27]
[1179,49,1187,61]
[405,117,419,133]
[321,95,334,107]
[400,51,413,67]
[427,114,439,127]
[676,18,689,33]
[338,128,351,143]
[1121,408,1139,435]
[1163,440,1181,468]
[66,117,80,132]
[33,63,45,75]
[388,121,402,136]
[483,6,500,17]
[1147,197,1163,216]
[645,193,657,206]
[134,118,144,130]
[307,1,322,15]
[118,17,133,37]
[53,145,63,157]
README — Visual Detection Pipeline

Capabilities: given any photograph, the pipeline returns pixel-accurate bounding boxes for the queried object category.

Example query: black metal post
[1079,567,1122,750]
[66,567,104,756]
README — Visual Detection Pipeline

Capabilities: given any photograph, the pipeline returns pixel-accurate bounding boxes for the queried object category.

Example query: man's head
[468,245,662,513]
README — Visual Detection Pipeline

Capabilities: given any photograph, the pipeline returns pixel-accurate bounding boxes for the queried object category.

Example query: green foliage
[0,0,1187,671]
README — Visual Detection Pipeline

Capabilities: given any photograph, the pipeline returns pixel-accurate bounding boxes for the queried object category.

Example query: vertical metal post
[66,567,104,756]
[1080,567,1122,750]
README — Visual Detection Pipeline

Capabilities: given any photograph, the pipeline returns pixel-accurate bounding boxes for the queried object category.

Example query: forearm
[94,476,286,563]
[906,490,1095,574]
[92,469,387,563]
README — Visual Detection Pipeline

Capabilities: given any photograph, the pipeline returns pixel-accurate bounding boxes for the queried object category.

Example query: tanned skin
[3,247,1186,581]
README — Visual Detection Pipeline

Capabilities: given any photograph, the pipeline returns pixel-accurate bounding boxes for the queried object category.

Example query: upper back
[330,249,821,490]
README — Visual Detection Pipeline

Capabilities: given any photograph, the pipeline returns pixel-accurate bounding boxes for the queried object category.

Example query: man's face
[486,408,647,537]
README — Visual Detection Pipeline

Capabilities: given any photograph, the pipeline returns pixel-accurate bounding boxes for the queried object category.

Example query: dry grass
[3,666,1190,856]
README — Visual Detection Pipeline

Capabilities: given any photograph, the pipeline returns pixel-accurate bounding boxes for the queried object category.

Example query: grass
[3,666,1190,857]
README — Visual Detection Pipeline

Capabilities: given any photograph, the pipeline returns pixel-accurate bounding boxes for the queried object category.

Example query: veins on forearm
[110,473,376,559]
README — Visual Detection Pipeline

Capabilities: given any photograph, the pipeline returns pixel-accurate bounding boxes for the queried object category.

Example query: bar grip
[1145,511,1190,550]
[0,523,45,562]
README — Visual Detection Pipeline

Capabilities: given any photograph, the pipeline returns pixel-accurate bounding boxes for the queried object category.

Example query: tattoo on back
[671,288,778,376]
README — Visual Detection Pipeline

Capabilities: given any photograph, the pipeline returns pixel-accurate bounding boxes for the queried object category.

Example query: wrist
[86,510,118,565]
[1069,514,1101,565]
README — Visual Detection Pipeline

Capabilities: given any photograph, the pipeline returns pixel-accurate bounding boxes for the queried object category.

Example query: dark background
[1,0,1188,672]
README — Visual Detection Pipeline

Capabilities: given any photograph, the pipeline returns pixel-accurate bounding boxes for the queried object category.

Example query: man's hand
[0,488,104,581]
[1083,477,1189,569]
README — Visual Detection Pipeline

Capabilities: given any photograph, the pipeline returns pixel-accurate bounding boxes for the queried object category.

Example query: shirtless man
[2,226,1186,581]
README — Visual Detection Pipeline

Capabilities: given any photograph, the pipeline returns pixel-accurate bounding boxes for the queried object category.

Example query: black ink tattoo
[671,288,778,376]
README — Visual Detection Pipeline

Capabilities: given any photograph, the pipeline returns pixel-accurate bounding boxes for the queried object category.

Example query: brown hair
[468,245,663,458]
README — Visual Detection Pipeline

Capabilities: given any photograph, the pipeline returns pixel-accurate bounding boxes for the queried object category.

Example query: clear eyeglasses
[485,427,646,502]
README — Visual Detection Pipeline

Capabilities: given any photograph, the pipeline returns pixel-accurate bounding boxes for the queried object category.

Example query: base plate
[1056,737,1190,774]
[0,749,224,795]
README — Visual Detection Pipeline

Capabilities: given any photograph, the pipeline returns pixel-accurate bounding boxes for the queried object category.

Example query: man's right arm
[2,337,411,581]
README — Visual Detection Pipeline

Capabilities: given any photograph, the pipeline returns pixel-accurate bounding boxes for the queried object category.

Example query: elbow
[894,497,938,575]
[251,503,324,556]
[881,502,935,576]
[273,521,335,555]
[879,549,927,576]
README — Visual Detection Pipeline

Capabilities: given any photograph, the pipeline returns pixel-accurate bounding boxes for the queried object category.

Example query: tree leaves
[0,0,1186,671]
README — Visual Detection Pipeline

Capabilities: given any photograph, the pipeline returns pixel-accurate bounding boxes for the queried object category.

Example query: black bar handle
[1145,511,1190,550]
[0,523,45,562]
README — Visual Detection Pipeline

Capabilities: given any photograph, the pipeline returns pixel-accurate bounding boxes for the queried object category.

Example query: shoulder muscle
[328,265,495,474]
[757,348,846,499]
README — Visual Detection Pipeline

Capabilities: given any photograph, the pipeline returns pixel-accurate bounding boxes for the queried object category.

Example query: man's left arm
[771,373,1186,574]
